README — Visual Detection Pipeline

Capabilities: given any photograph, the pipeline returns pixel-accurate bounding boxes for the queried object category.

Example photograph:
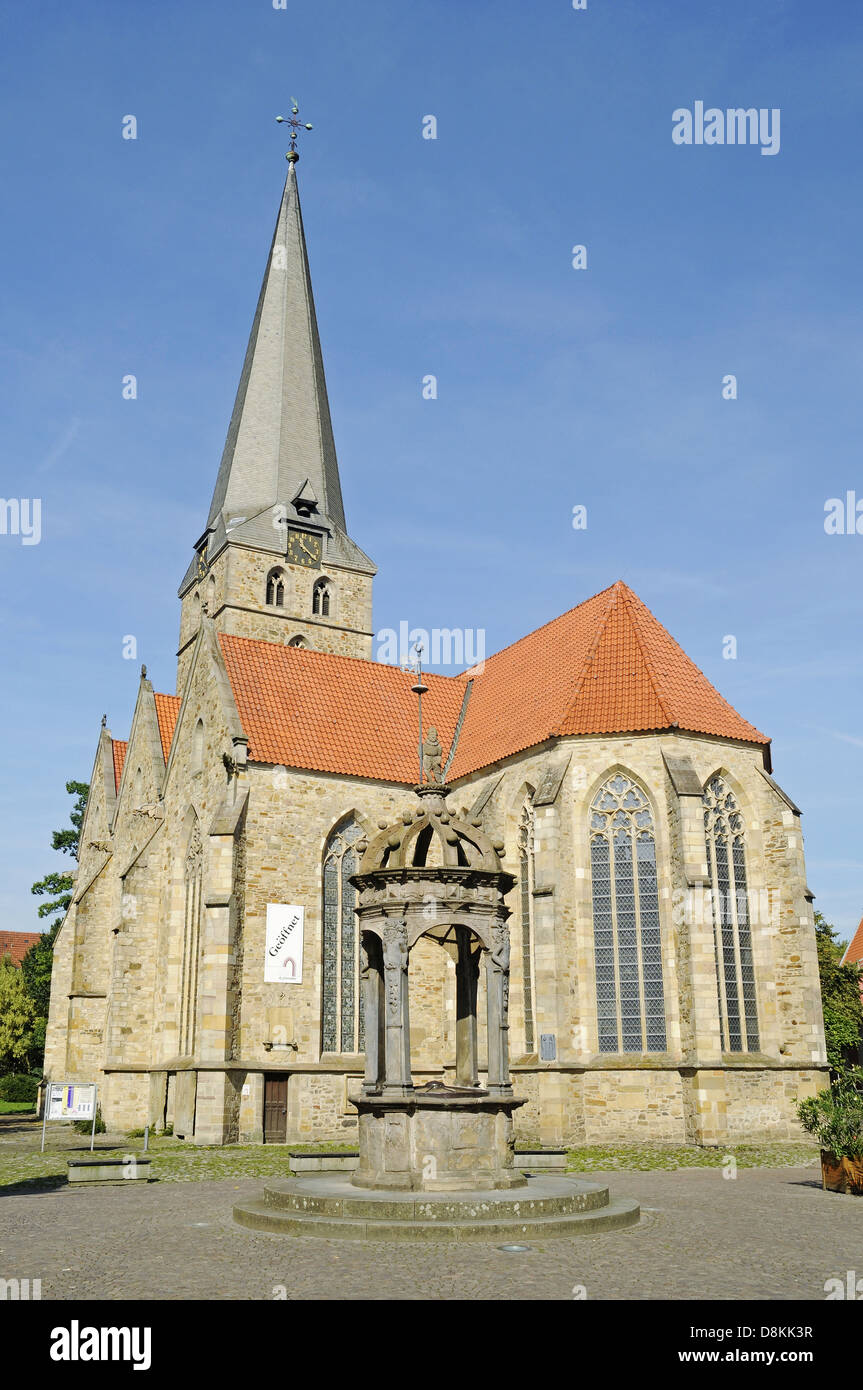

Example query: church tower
[177,161,376,691]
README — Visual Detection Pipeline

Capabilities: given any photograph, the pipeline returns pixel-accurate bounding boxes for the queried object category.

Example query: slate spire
[205,162,347,537]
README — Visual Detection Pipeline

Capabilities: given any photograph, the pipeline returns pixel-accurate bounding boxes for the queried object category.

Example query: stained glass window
[322,817,364,1053]
[589,774,667,1052]
[703,776,759,1052]
[179,821,203,1057]
[518,792,536,1052]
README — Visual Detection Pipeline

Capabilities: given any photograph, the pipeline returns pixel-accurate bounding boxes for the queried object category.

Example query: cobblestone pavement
[1,1160,861,1300]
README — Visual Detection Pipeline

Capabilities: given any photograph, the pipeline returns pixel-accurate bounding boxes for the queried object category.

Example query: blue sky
[1,0,861,936]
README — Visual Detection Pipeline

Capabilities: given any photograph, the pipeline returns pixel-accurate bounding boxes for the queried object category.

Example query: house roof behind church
[842,915,863,966]
[216,582,768,785]
[0,930,41,967]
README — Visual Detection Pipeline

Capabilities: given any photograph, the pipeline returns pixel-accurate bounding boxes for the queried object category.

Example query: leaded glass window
[703,776,758,1052]
[517,792,536,1052]
[589,774,667,1053]
[179,821,203,1057]
[322,817,364,1052]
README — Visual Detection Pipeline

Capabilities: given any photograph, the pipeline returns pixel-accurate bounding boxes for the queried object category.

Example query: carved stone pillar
[360,933,385,1094]
[382,921,412,1096]
[485,921,512,1095]
[455,928,480,1087]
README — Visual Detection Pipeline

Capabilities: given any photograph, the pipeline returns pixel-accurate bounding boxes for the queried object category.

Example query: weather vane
[276,100,313,164]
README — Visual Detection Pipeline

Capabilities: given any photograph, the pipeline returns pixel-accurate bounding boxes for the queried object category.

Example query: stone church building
[45,165,828,1147]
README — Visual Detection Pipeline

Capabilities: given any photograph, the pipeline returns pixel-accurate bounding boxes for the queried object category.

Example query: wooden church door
[263,1075,288,1143]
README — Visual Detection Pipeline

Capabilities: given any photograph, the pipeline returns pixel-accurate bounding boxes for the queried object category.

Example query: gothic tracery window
[589,773,666,1053]
[266,568,285,607]
[703,775,759,1052]
[517,791,536,1053]
[178,821,203,1057]
[322,817,364,1053]
[312,578,331,617]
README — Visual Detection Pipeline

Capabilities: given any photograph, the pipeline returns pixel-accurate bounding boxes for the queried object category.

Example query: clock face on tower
[286,528,323,569]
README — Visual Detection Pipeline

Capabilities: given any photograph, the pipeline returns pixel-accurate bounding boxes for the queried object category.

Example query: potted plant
[797,1068,863,1194]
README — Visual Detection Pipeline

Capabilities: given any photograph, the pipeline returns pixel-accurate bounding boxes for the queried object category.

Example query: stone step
[232,1195,641,1242]
[260,1174,611,1221]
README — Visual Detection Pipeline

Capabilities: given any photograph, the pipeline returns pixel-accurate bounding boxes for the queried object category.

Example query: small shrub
[126,1128,146,1138]
[0,1073,39,1104]
[797,1068,863,1158]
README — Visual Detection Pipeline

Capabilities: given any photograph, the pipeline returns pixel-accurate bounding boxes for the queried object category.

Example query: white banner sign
[47,1082,96,1121]
[265,904,304,983]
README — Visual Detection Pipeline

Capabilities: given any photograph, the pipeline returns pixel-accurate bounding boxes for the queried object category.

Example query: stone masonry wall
[177,544,373,690]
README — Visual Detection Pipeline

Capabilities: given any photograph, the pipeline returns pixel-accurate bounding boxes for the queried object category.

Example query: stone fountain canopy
[352,784,516,952]
[346,782,526,1191]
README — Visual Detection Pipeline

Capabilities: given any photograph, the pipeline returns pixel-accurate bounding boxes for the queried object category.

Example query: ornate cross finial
[410,642,428,785]
[276,100,313,165]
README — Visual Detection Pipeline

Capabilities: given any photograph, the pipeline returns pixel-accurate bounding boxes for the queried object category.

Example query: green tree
[30,780,89,923]
[814,912,863,1073]
[21,780,89,1069]
[21,920,62,1017]
[0,961,38,1074]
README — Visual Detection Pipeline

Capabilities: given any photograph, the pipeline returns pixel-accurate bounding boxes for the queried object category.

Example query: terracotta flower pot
[821,1150,863,1194]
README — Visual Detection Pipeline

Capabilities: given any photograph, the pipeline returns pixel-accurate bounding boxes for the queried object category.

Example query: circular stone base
[233,1174,640,1242]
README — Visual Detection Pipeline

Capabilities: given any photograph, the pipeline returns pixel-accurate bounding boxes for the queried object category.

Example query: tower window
[266,568,285,607]
[288,635,309,649]
[312,578,331,617]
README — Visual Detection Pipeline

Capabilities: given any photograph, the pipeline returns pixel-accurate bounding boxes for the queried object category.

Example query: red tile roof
[217,582,768,784]
[154,694,181,761]
[111,693,180,792]
[112,740,127,793]
[843,916,863,966]
[219,634,465,782]
[0,930,42,967]
[448,581,767,777]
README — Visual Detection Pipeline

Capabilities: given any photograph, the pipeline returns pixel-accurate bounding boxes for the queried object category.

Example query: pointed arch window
[703,775,758,1052]
[322,817,364,1053]
[179,821,203,1057]
[589,773,666,1053]
[266,568,285,607]
[192,719,204,774]
[517,791,537,1052]
[312,578,331,617]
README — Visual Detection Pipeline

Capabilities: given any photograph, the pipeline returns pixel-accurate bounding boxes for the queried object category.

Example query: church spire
[177,156,375,689]
[204,161,346,536]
